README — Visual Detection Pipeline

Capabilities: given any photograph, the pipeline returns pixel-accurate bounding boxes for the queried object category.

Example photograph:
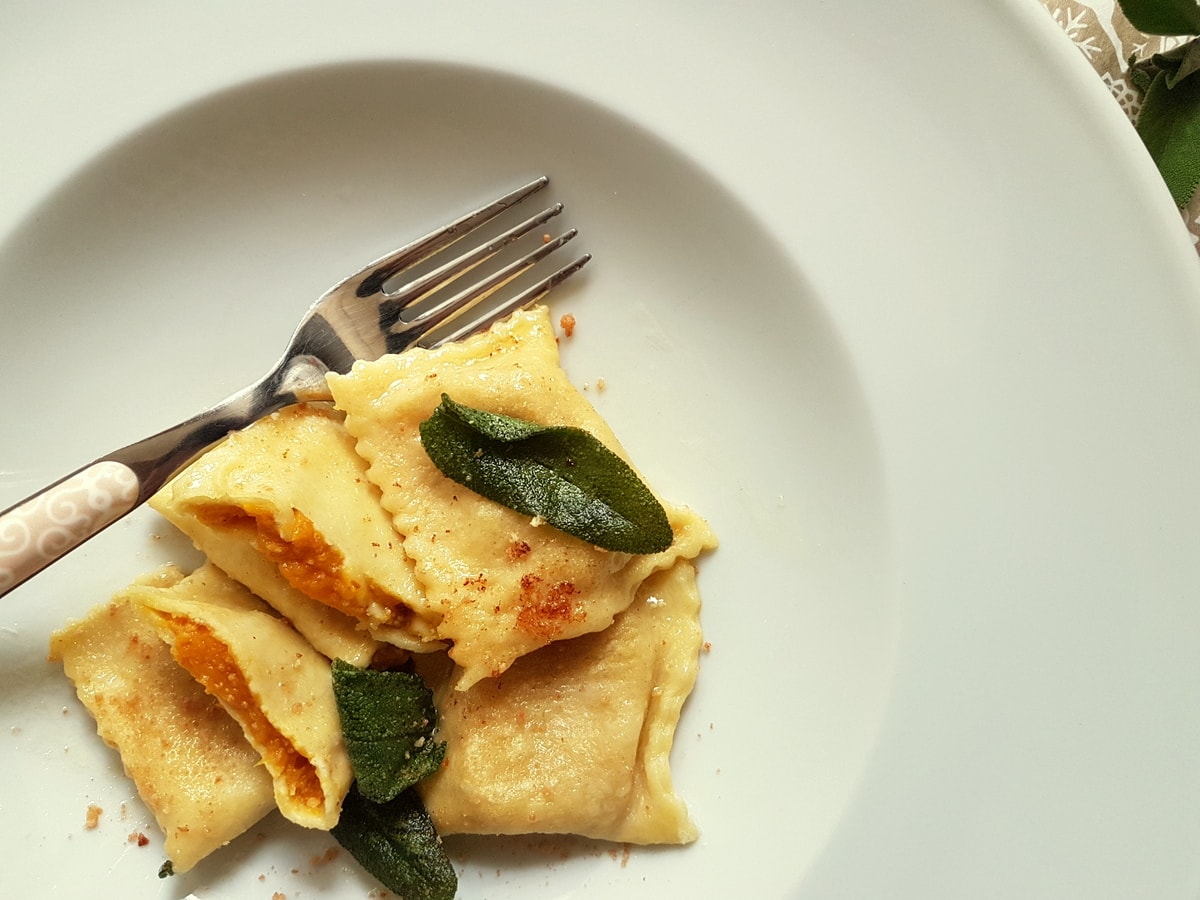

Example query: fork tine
[351,176,550,297]
[377,202,565,330]
[416,250,593,350]
[390,226,582,343]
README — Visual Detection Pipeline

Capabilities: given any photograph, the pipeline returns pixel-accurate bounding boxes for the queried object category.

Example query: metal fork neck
[101,353,332,504]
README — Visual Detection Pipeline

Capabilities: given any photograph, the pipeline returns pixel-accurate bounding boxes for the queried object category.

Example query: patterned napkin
[1040,0,1200,249]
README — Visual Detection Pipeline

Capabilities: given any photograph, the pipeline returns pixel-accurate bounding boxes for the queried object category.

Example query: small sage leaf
[1169,40,1200,84]
[331,659,445,804]
[332,786,456,900]
[1118,0,1200,36]
[1130,53,1156,93]
[1133,38,1200,88]
[419,394,673,554]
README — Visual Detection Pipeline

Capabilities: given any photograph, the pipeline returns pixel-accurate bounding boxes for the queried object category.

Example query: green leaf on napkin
[419,393,674,554]
[1135,57,1200,205]
[1142,38,1200,87]
[1117,1,1200,206]
[1118,0,1200,36]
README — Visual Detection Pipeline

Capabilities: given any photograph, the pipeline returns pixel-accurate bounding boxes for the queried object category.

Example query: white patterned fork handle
[0,371,320,595]
[0,462,142,594]
[0,177,589,597]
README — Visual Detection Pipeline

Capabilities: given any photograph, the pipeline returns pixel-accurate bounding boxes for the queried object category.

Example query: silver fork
[0,176,589,598]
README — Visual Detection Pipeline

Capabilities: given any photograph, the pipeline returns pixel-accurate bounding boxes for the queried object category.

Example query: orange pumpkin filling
[156,613,324,811]
[195,504,404,625]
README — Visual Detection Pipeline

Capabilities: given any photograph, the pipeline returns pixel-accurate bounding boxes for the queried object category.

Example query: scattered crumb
[272,892,287,900]
[703,641,712,653]
[310,846,340,866]
[607,844,632,867]
[84,804,102,830]
[559,313,576,337]
[595,376,606,392]
[542,233,552,244]
[127,831,150,846]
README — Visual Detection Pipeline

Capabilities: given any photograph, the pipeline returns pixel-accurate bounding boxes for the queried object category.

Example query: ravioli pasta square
[49,565,275,872]
[327,305,716,689]
[135,562,353,830]
[150,404,443,662]
[414,560,704,843]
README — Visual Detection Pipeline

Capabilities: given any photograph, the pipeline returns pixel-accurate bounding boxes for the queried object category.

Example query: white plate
[3,2,1200,898]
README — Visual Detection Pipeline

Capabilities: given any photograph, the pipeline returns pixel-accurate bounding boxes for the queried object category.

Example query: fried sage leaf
[332,786,456,900]
[331,659,445,804]
[419,394,673,554]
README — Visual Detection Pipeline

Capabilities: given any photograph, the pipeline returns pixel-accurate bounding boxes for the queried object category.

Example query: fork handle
[0,461,141,595]
[0,353,331,599]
